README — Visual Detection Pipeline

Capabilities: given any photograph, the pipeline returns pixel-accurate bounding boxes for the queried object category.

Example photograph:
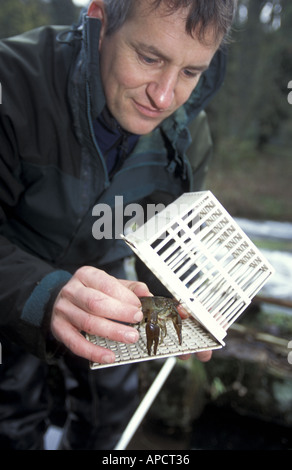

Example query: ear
[87,1,107,44]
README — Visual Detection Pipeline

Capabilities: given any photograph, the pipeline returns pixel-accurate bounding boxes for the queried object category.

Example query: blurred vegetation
[0,0,81,38]
[206,0,292,221]
[0,0,291,221]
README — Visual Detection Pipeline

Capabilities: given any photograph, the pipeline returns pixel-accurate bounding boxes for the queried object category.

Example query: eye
[183,69,200,79]
[138,53,158,65]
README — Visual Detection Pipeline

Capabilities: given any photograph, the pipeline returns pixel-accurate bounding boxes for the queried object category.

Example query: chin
[123,120,159,136]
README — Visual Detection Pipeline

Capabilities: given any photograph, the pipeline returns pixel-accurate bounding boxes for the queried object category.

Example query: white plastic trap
[89,191,274,369]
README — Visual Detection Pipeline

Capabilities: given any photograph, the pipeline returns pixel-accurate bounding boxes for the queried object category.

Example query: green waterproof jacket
[0,14,226,361]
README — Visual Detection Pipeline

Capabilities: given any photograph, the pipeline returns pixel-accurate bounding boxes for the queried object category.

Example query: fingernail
[101,354,115,364]
[124,330,139,342]
[133,309,143,322]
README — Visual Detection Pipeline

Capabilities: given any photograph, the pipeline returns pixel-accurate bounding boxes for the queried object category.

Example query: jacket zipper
[86,81,110,190]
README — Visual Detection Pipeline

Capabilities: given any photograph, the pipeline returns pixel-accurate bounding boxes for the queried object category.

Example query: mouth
[133,99,165,118]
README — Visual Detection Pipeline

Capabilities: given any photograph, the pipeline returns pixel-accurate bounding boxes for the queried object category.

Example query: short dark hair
[103,0,237,44]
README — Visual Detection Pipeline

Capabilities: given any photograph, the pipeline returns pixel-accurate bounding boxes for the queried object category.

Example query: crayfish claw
[140,296,183,356]
[146,322,160,356]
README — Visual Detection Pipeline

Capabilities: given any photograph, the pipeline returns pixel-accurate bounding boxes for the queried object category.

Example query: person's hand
[50,266,151,364]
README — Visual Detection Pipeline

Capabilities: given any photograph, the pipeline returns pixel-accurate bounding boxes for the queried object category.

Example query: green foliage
[206,0,292,221]
[45,0,80,26]
[0,0,49,38]
[208,0,292,151]
[0,0,80,39]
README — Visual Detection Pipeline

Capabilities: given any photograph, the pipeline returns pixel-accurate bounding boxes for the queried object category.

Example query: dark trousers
[0,338,139,450]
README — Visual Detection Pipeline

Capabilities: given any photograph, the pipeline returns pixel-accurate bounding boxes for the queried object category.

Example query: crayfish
[139,296,182,356]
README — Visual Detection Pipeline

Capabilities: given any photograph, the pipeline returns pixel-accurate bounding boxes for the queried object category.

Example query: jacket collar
[67,14,106,145]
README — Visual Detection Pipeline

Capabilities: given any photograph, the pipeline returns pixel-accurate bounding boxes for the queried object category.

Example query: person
[0,0,236,450]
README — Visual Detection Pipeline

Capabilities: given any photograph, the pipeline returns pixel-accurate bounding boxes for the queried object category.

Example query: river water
[236,218,292,302]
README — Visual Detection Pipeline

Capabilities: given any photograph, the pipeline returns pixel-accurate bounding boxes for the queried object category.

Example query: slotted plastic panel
[89,191,274,369]
[121,191,274,342]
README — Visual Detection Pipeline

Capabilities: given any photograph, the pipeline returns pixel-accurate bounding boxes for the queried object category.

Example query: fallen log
[254,294,292,310]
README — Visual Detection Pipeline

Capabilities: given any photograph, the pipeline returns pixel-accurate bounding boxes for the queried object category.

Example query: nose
[146,71,177,110]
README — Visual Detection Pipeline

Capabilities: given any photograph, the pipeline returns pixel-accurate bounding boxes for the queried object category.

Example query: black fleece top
[93,107,140,176]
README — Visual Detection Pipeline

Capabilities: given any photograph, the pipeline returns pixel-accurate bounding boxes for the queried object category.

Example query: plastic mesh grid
[88,316,221,369]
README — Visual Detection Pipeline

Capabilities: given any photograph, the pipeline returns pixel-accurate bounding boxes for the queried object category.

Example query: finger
[176,304,190,319]
[178,350,212,362]
[63,283,143,324]
[53,319,116,364]
[73,308,141,343]
[52,297,141,342]
[51,308,141,364]
[118,279,152,298]
[195,350,212,362]
[76,267,142,307]
[178,353,191,361]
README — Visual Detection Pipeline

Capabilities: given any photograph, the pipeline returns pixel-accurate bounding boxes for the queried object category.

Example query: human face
[94,2,219,135]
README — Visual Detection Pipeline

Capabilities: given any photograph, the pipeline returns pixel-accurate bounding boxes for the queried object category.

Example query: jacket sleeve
[0,115,71,362]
